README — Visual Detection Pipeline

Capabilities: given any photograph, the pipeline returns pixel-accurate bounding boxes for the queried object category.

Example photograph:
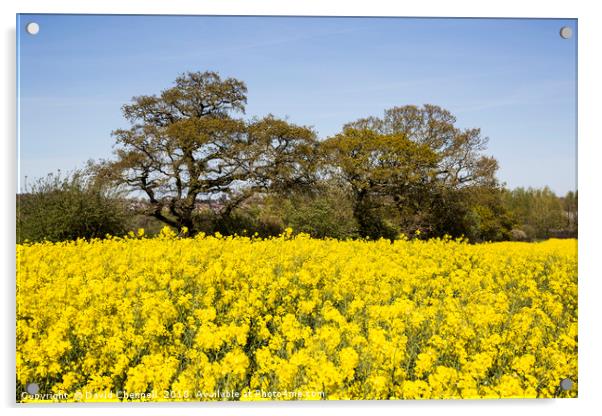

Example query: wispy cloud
[19,96,125,108]
[454,79,575,114]
[151,27,359,62]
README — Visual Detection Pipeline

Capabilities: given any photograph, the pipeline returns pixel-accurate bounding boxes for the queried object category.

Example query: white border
[2,1,601,415]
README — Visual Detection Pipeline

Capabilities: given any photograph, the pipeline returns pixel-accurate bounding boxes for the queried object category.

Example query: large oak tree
[324,105,503,239]
[103,71,318,234]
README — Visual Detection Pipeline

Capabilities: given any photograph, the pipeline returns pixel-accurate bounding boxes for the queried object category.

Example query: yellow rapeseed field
[16,228,578,401]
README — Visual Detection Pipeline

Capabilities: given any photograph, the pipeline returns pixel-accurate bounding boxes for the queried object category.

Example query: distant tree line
[16,71,577,243]
[502,187,577,241]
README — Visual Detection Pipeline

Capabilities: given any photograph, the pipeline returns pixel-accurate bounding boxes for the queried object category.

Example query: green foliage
[463,187,514,242]
[465,202,512,242]
[204,207,284,238]
[403,185,513,242]
[274,186,359,239]
[17,171,129,243]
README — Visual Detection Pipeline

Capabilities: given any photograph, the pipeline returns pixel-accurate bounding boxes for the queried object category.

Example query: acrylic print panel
[16,14,577,402]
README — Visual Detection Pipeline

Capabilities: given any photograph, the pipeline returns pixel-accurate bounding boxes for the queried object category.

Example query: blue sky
[17,15,577,194]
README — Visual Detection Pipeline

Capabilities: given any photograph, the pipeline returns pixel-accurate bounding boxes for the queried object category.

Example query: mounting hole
[559,26,572,39]
[25,382,40,394]
[26,22,40,35]
[560,378,574,391]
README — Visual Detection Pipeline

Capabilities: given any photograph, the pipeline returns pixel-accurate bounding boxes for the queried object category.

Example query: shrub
[509,228,528,241]
[17,171,129,243]
[280,193,359,239]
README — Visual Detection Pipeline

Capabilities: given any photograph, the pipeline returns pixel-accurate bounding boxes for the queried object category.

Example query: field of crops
[16,229,578,401]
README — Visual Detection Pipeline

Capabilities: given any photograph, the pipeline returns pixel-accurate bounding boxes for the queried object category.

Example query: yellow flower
[338,347,359,380]
[512,354,536,375]
[414,349,437,377]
